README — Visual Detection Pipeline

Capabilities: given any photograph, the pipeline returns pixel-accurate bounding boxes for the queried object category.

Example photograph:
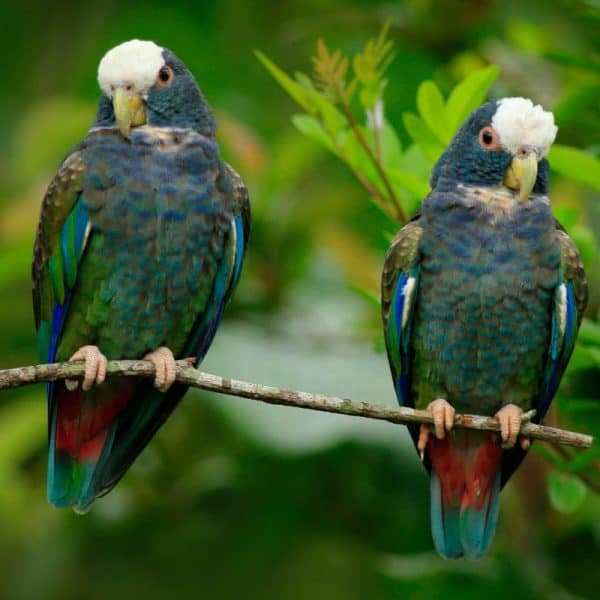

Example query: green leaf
[387,168,430,199]
[445,65,500,135]
[313,94,347,136]
[338,128,381,192]
[547,472,587,513]
[417,80,449,144]
[379,121,403,169]
[398,144,433,181]
[402,113,445,162]
[255,50,316,113]
[291,114,336,153]
[294,71,317,93]
[549,144,600,192]
[359,84,383,110]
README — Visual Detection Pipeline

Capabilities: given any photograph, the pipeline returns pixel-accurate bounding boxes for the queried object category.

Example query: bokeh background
[0,1,599,598]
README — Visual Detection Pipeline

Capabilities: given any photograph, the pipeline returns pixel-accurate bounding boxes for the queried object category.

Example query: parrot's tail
[427,431,503,559]
[47,382,132,513]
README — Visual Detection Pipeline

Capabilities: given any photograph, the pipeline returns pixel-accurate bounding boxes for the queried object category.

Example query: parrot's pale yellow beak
[113,88,147,138]
[503,152,538,201]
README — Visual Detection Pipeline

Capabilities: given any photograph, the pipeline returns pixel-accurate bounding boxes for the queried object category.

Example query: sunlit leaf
[547,471,588,513]
[294,71,317,93]
[379,121,403,169]
[255,50,316,113]
[445,65,500,134]
[402,113,445,162]
[313,94,347,135]
[338,128,381,191]
[398,144,433,181]
[549,144,600,192]
[387,169,430,199]
[417,80,449,144]
[291,114,337,153]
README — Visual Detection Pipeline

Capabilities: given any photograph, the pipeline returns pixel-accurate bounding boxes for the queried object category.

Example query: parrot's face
[432,97,558,200]
[95,39,215,137]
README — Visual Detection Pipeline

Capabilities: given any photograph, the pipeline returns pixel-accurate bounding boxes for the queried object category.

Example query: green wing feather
[32,150,89,361]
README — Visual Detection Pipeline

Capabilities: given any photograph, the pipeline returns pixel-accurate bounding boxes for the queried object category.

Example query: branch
[0,360,593,449]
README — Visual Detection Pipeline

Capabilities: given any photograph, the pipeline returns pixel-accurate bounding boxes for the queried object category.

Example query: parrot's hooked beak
[113,88,147,138]
[503,151,538,201]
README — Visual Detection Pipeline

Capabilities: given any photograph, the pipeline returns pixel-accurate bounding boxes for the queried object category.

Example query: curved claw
[66,345,107,391]
[417,398,455,453]
[144,346,177,392]
[495,403,525,449]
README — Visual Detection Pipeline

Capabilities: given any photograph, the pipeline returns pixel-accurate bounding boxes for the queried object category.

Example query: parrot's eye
[156,66,174,88]
[478,126,500,150]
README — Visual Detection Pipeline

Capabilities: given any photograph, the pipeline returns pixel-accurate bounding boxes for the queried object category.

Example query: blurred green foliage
[0,1,599,598]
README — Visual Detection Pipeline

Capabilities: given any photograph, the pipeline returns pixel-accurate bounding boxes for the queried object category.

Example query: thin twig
[339,101,407,223]
[0,360,593,449]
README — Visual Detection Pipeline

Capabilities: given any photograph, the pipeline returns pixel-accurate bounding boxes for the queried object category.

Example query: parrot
[32,39,250,513]
[381,97,588,558]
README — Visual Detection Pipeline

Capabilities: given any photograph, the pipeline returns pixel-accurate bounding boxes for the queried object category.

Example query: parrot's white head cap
[492,97,557,158]
[97,39,165,98]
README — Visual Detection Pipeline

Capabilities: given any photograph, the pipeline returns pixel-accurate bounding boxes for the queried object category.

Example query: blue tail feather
[460,471,501,558]
[430,470,501,559]
[430,472,463,559]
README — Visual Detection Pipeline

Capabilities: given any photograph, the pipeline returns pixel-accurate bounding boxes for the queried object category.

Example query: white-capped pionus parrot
[32,40,250,512]
[381,98,588,558]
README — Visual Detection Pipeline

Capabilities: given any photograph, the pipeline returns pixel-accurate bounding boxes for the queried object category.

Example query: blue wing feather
[386,268,419,407]
[537,282,578,422]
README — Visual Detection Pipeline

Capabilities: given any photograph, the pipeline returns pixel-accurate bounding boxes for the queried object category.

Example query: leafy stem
[338,99,406,223]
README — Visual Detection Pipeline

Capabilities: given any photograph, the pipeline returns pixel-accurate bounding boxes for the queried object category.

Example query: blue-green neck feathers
[430,99,550,195]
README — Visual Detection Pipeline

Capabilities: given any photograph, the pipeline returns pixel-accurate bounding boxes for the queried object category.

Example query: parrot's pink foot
[495,404,530,449]
[66,345,108,391]
[144,346,177,392]
[417,398,456,453]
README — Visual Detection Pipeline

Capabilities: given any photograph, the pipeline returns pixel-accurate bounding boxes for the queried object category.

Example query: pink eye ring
[478,126,500,150]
